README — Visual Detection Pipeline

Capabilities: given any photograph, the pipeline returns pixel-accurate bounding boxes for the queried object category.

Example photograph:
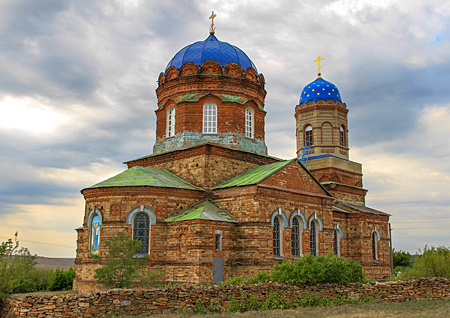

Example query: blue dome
[300,77,342,104]
[165,34,257,73]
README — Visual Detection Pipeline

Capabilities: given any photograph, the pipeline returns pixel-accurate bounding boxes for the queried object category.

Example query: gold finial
[209,11,217,34]
[313,55,325,78]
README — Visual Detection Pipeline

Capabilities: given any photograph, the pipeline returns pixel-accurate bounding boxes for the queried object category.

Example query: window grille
[310,221,317,256]
[203,102,217,133]
[273,217,280,257]
[167,107,175,137]
[245,108,253,138]
[291,218,300,257]
[133,213,150,255]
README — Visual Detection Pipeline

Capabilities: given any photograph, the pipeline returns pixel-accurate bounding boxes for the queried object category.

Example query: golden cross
[313,55,325,77]
[209,11,217,34]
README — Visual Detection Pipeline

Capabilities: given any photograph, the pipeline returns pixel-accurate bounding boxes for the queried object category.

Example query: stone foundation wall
[2,278,450,318]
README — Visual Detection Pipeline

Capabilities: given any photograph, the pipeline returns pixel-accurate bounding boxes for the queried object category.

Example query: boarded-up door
[213,257,223,284]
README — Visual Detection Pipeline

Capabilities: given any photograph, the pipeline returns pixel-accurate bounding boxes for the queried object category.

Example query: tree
[94,232,161,289]
[0,232,36,298]
[393,249,412,268]
[401,246,450,279]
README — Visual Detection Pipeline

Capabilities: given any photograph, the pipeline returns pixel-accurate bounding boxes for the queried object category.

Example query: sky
[0,0,449,258]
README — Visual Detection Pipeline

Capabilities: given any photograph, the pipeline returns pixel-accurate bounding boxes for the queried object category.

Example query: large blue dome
[165,34,257,73]
[300,77,342,104]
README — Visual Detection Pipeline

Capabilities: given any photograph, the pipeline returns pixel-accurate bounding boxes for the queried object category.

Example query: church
[73,17,392,293]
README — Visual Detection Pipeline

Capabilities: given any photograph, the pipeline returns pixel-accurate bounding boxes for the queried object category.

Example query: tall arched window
[203,102,217,134]
[291,217,302,258]
[340,125,345,146]
[273,216,282,257]
[333,230,340,256]
[88,207,102,257]
[133,213,150,255]
[167,107,175,137]
[245,107,254,138]
[372,231,378,261]
[305,125,313,146]
[310,220,318,256]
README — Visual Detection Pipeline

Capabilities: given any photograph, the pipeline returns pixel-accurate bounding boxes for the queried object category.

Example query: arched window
[133,213,150,255]
[126,205,156,256]
[273,216,282,257]
[333,230,340,256]
[340,125,345,146]
[305,125,313,146]
[245,107,254,138]
[310,220,318,256]
[203,102,217,134]
[333,225,343,256]
[167,107,175,137]
[291,217,302,258]
[88,207,102,257]
[372,231,379,262]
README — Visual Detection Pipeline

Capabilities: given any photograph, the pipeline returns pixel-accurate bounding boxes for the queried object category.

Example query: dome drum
[157,61,264,87]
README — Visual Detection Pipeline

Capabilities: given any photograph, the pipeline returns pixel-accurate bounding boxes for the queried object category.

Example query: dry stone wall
[2,278,450,318]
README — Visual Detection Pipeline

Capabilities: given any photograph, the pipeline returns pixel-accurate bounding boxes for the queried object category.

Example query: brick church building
[73,24,392,292]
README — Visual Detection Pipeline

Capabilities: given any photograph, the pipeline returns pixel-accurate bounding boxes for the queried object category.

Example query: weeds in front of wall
[194,291,374,314]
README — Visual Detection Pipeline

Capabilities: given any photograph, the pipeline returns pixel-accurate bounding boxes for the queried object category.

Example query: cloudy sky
[1,0,449,257]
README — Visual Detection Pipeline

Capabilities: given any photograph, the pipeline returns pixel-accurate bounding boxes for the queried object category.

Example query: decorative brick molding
[2,278,450,318]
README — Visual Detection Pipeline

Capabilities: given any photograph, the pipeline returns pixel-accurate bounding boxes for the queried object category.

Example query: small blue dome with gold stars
[300,77,342,104]
[165,34,257,73]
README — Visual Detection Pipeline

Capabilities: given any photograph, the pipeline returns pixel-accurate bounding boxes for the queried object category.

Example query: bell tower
[295,57,367,205]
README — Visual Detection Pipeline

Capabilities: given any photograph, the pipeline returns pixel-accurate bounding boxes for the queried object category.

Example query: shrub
[51,267,75,291]
[94,232,163,289]
[0,233,36,298]
[401,246,450,279]
[393,249,412,269]
[270,253,366,285]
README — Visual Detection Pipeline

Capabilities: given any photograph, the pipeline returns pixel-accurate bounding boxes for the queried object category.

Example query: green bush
[51,267,75,291]
[401,246,450,279]
[393,249,412,269]
[0,233,36,298]
[94,232,163,289]
[29,268,55,291]
[270,253,365,285]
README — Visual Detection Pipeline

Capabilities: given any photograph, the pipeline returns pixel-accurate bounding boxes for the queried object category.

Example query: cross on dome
[209,11,217,34]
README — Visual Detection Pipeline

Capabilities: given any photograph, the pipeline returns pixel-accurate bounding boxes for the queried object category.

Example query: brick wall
[3,278,450,318]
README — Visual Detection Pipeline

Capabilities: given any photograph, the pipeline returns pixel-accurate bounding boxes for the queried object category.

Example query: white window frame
[310,220,319,256]
[291,217,303,258]
[203,102,217,134]
[167,107,175,137]
[340,125,345,146]
[273,215,284,257]
[305,125,313,146]
[245,107,254,138]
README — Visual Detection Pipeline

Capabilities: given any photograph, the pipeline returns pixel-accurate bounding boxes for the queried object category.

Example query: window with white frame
[333,230,340,256]
[305,125,313,146]
[133,213,150,255]
[372,231,378,261]
[340,125,345,146]
[203,102,217,134]
[273,216,283,257]
[245,107,254,138]
[167,107,175,137]
[291,217,302,258]
[310,220,318,256]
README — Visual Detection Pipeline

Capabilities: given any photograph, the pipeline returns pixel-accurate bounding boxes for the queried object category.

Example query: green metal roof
[85,166,200,190]
[213,159,296,189]
[165,200,237,223]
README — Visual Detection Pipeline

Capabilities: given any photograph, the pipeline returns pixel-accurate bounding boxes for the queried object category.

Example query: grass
[111,299,450,318]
